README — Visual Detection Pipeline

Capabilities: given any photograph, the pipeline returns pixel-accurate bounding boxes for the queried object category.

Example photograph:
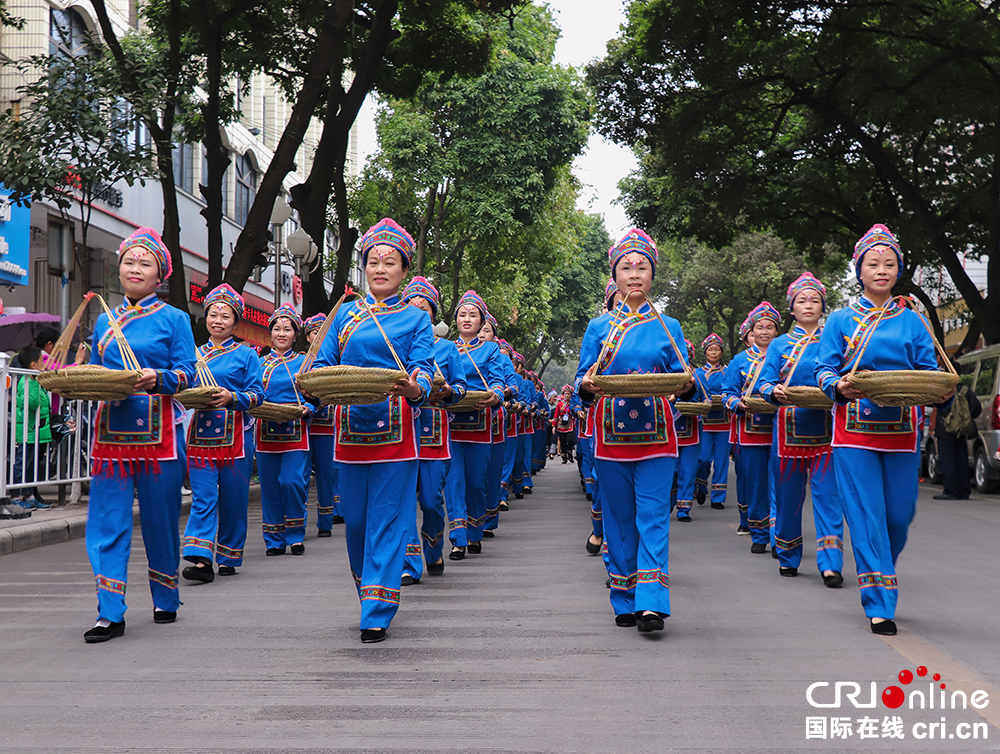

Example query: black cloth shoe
[449,547,466,561]
[605,577,611,589]
[932,494,957,500]
[586,492,593,500]
[636,612,665,633]
[361,628,387,644]
[483,530,495,538]
[514,492,524,499]
[499,502,509,512]
[400,573,419,586]
[218,565,237,576]
[696,490,707,505]
[737,525,750,535]
[427,560,445,576]
[677,515,692,522]
[317,529,332,538]
[266,547,285,556]
[523,487,533,494]
[822,571,844,588]
[586,536,602,555]
[182,563,215,583]
[290,543,305,555]
[467,541,482,554]
[870,619,897,636]
[750,542,767,554]
[153,610,177,624]
[84,620,125,643]
[711,503,725,510]
[615,613,637,627]
[779,566,798,577]
[331,516,345,524]
[771,547,779,559]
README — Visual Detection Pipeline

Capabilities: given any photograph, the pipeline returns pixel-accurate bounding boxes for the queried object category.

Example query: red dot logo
[933,673,941,681]
[917,666,928,677]
[882,686,905,708]
[898,669,913,684]
[941,683,947,689]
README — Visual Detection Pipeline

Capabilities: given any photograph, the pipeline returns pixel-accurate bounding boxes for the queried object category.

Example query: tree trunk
[199,13,229,293]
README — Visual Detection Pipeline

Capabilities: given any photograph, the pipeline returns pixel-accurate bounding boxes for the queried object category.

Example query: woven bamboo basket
[449,390,493,412]
[249,402,306,422]
[743,396,778,414]
[676,401,711,416]
[36,294,143,401]
[783,386,834,410]
[37,364,141,402]
[711,395,723,410]
[592,372,692,398]
[433,372,447,390]
[847,370,959,407]
[298,365,407,405]
[175,386,223,409]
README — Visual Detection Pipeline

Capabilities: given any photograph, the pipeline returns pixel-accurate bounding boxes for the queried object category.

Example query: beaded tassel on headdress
[702,333,724,353]
[302,313,326,335]
[608,228,658,276]
[401,276,440,314]
[359,217,416,267]
[203,283,245,320]
[853,223,903,281]
[786,272,827,312]
[269,303,302,330]
[119,227,172,280]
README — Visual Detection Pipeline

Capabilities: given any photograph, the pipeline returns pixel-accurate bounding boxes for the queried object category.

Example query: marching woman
[84,228,196,642]
[257,305,312,557]
[445,291,506,559]
[553,385,577,463]
[728,320,754,532]
[695,334,730,510]
[757,273,845,584]
[530,373,549,474]
[181,284,264,582]
[815,225,953,635]
[303,313,342,537]
[495,339,520,510]
[400,277,466,583]
[672,339,709,522]
[513,352,536,496]
[312,218,435,643]
[576,229,692,633]
[722,302,781,553]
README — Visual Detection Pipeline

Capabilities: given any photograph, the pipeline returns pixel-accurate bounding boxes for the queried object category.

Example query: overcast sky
[354,1,636,240]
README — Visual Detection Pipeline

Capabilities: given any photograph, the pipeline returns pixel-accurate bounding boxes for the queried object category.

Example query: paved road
[2,461,997,752]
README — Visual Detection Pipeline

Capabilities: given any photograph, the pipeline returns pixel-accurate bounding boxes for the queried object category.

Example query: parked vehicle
[956,344,1000,493]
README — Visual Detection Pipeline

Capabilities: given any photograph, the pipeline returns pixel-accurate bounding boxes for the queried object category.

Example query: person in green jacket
[13,345,52,509]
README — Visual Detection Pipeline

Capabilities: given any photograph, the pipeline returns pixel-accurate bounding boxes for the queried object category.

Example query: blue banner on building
[0,185,31,287]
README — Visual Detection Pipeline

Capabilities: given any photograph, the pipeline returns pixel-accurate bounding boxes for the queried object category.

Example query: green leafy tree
[589,0,1000,348]
[0,51,154,305]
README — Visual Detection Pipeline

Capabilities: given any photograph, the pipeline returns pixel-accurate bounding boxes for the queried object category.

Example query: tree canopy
[589,0,1000,347]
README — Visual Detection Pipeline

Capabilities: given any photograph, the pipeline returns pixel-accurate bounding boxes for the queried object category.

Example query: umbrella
[0,312,61,352]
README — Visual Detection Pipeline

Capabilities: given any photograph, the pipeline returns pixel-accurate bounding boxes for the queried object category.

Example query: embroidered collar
[700,363,725,374]
[199,338,240,359]
[366,293,403,311]
[457,337,482,350]
[264,349,298,364]
[119,293,161,314]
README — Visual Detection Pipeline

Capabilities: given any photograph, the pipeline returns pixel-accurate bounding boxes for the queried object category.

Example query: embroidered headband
[118,227,172,280]
[685,339,695,362]
[786,271,827,312]
[604,278,619,309]
[203,283,244,320]
[738,318,752,342]
[484,311,499,334]
[512,351,524,365]
[745,301,782,333]
[359,217,415,268]
[302,313,326,335]
[702,333,724,353]
[269,303,302,331]
[853,223,903,281]
[609,228,658,278]
[456,290,488,321]
[401,276,440,315]
[497,339,513,355]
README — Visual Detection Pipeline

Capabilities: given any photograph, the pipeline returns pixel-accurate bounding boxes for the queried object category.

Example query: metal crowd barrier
[1,353,97,507]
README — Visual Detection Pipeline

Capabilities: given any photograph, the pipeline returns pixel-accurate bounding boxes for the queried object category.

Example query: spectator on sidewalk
[933,364,981,501]
[12,345,53,510]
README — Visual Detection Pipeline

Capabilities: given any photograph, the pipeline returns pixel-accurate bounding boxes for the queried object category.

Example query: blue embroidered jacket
[197,338,264,414]
[696,362,729,431]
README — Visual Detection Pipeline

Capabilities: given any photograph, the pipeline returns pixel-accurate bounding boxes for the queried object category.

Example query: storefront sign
[0,185,31,286]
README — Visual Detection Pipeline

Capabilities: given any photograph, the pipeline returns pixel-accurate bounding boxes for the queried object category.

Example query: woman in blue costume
[480,318,516,531]
[312,218,435,643]
[815,224,954,635]
[495,338,520,511]
[83,227,196,643]
[257,304,312,557]
[576,229,692,633]
[757,273,845,585]
[722,302,781,554]
[400,276,466,583]
[694,334,730,511]
[302,313,342,537]
[513,350,536,497]
[672,339,710,522]
[181,284,264,583]
[445,290,506,560]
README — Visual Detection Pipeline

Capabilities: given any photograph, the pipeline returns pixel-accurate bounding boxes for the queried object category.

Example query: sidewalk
[0,485,262,556]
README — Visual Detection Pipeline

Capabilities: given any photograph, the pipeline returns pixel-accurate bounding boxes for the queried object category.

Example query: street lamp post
[269,200,294,312]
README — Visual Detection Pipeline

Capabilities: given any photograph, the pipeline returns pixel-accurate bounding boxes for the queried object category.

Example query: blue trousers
[733,445,748,527]
[86,428,185,623]
[769,451,777,548]
[737,445,772,545]
[404,458,450,578]
[696,431,730,504]
[521,432,534,490]
[591,471,611,574]
[183,430,254,567]
[446,441,491,545]
[532,428,545,472]
[834,448,919,620]
[309,434,340,530]
[486,440,505,530]
[595,455,676,617]
[578,436,595,496]
[340,460,418,630]
[500,433,518,502]
[257,450,310,549]
[511,433,526,495]
[774,454,844,572]
[674,443,701,517]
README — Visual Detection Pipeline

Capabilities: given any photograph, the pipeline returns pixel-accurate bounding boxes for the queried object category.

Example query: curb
[0,484,261,557]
